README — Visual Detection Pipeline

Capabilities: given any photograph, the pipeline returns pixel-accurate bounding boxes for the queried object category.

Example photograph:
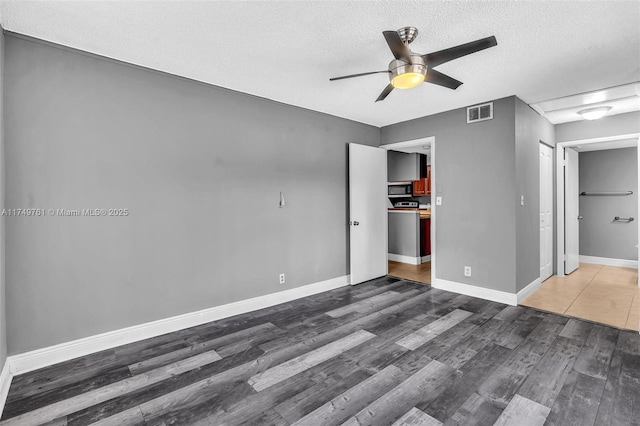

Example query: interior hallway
[521,263,639,331]
[388,261,431,284]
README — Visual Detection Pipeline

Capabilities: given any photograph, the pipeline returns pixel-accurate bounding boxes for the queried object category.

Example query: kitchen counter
[388,208,431,218]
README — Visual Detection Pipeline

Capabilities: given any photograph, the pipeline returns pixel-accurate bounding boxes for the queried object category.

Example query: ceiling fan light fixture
[389,56,427,89]
[392,72,426,89]
[578,106,612,120]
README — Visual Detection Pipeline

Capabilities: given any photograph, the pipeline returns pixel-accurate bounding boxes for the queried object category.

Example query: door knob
[578,216,584,220]
[352,221,360,226]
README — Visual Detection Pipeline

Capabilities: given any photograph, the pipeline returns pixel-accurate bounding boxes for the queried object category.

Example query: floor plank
[492,394,550,426]
[248,329,375,391]
[341,360,456,426]
[396,309,473,350]
[291,364,407,426]
[544,370,606,426]
[392,407,443,426]
[515,336,583,408]
[273,370,371,423]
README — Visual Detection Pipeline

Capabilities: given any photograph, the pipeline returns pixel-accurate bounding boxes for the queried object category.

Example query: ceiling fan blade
[422,36,497,68]
[383,31,413,64]
[375,84,394,102]
[424,69,463,90]
[329,70,390,81]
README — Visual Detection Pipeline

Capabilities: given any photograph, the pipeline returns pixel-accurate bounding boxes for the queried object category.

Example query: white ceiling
[530,82,640,124]
[1,1,639,127]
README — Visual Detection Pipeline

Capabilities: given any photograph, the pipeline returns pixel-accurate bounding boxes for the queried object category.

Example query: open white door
[349,143,388,285]
[540,143,553,281]
[565,147,580,274]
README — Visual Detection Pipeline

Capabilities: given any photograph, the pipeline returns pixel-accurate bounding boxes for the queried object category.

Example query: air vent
[467,102,493,123]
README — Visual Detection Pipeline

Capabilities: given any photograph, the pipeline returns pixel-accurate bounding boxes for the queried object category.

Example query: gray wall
[4,35,379,354]
[514,99,555,291]
[381,97,518,293]
[579,147,638,260]
[0,27,7,370]
[556,111,640,143]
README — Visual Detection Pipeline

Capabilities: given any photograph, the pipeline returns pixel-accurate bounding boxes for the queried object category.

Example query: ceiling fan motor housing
[389,54,427,89]
[397,26,419,44]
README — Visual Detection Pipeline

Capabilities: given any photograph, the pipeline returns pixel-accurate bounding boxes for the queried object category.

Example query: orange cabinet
[413,165,431,196]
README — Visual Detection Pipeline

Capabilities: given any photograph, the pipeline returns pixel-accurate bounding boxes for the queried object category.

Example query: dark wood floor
[2,277,639,425]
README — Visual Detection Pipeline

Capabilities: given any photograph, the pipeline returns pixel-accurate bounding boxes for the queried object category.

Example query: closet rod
[614,216,634,222]
[580,191,633,196]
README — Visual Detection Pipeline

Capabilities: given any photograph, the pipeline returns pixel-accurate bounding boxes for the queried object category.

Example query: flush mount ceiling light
[577,106,612,120]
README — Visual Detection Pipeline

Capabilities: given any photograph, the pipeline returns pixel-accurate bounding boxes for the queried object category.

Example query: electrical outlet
[464,266,472,277]
[279,273,285,284]
[436,196,442,206]
[521,195,525,206]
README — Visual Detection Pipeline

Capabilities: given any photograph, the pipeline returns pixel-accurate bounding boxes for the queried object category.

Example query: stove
[394,201,418,208]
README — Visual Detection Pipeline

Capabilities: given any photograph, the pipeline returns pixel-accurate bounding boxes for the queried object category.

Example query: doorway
[555,134,640,278]
[522,134,640,330]
[381,137,436,285]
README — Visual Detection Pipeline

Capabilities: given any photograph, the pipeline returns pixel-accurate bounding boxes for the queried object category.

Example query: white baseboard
[432,278,517,306]
[517,277,542,303]
[579,255,638,269]
[421,255,431,263]
[0,360,12,418]
[388,253,420,265]
[7,275,350,376]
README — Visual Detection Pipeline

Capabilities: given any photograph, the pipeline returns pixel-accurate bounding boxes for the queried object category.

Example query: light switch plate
[436,197,442,206]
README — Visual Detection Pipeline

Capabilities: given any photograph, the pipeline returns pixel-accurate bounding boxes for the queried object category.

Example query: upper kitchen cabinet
[413,165,431,196]
[387,151,421,182]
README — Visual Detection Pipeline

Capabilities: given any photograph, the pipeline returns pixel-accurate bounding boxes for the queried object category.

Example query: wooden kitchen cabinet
[420,218,431,256]
[413,165,431,196]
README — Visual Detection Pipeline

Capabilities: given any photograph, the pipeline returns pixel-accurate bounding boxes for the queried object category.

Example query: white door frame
[380,136,436,283]
[564,147,581,274]
[540,142,554,282]
[555,132,640,277]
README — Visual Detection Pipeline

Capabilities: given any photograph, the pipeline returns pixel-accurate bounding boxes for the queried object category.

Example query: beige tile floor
[521,263,640,331]
[388,260,431,284]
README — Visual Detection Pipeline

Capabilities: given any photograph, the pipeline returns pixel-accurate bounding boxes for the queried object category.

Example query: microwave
[388,182,412,197]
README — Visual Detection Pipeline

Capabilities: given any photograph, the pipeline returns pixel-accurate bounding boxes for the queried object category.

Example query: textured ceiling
[1,1,639,127]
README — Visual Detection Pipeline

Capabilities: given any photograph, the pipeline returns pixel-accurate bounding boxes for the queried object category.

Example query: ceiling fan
[330,27,497,102]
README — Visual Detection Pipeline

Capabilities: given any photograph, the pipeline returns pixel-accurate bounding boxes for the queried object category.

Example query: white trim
[517,277,542,303]
[556,145,566,276]
[388,253,421,265]
[556,133,640,278]
[539,142,554,282]
[432,141,436,285]
[387,254,430,265]
[380,136,437,285]
[579,255,638,269]
[432,278,517,306]
[559,133,640,146]
[0,361,12,418]
[380,136,435,152]
[7,275,350,376]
